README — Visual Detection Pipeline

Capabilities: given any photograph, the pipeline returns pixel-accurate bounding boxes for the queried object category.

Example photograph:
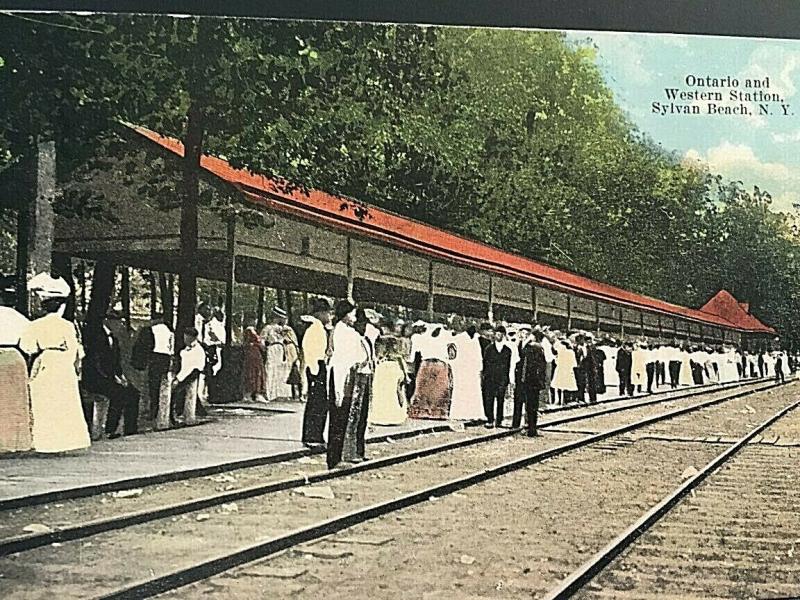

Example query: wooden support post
[78,260,87,315]
[256,286,265,331]
[488,275,494,323]
[14,204,30,316]
[121,266,131,330]
[657,314,663,339]
[149,271,158,319]
[285,290,294,325]
[639,311,644,337]
[86,261,116,332]
[619,309,624,338]
[346,237,354,302]
[699,324,705,343]
[566,295,572,331]
[427,261,435,320]
[225,216,236,350]
[594,300,600,335]
[531,285,538,323]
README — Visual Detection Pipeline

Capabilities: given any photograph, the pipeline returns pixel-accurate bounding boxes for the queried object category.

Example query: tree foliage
[1,16,798,345]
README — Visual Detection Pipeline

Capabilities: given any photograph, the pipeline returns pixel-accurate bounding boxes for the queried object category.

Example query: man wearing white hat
[19,274,90,453]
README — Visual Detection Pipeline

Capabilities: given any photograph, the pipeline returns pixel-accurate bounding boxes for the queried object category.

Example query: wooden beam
[346,236,354,302]
[256,286,265,331]
[121,266,131,329]
[594,300,600,335]
[566,295,572,331]
[225,216,236,349]
[639,311,644,336]
[488,275,494,322]
[148,271,158,319]
[427,260,434,320]
[531,285,538,323]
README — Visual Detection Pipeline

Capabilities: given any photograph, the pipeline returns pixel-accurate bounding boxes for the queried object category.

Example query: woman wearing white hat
[18,275,90,453]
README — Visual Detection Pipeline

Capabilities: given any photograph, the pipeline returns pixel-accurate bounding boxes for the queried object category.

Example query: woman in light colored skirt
[19,292,90,454]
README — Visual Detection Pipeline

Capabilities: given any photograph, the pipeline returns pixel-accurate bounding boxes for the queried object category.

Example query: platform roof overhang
[52,124,775,337]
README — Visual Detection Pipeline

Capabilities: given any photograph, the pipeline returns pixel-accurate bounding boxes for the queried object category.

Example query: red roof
[132,126,774,335]
[699,290,775,334]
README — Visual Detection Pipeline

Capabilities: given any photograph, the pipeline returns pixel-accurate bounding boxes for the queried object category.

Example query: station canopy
[51,124,775,338]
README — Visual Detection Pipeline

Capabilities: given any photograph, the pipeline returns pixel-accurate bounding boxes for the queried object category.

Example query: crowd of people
[1,272,795,462]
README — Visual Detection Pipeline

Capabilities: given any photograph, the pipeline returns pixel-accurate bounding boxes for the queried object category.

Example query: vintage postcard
[1,7,799,599]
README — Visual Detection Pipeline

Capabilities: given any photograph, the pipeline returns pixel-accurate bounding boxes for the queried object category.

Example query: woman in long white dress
[551,339,578,405]
[369,336,408,426]
[601,342,619,396]
[261,308,293,401]
[448,328,485,420]
[679,345,694,386]
[631,343,647,393]
[19,296,90,453]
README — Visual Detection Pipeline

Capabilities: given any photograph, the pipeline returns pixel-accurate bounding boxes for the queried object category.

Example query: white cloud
[685,142,800,213]
[575,31,653,84]
[738,46,800,102]
[772,128,800,143]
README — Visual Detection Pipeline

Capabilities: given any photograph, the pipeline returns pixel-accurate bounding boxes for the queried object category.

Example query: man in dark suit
[580,333,599,404]
[82,319,140,437]
[515,329,547,436]
[482,325,512,428]
[616,341,634,397]
[512,324,531,429]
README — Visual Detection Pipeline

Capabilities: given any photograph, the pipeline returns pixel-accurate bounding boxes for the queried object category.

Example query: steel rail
[0,376,770,513]
[541,394,800,600]
[0,379,779,557]
[94,381,786,599]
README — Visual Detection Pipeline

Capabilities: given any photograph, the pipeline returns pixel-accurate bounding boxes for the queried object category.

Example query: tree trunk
[159,272,174,328]
[175,101,206,347]
[86,261,116,332]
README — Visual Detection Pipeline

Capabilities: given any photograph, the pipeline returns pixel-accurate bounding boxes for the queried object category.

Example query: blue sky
[564,30,800,213]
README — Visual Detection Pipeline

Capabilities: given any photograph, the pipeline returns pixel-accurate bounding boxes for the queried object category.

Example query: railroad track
[0,378,786,599]
[0,378,776,560]
[553,399,800,600]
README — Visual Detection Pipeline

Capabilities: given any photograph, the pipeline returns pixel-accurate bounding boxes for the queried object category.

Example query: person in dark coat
[82,319,140,437]
[616,341,634,397]
[512,325,531,428]
[581,334,599,404]
[482,325,512,428]
[514,329,547,436]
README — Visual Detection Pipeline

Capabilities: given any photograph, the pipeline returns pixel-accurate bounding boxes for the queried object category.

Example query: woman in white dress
[631,343,647,393]
[448,327,485,420]
[601,342,619,396]
[551,339,578,405]
[679,345,694,386]
[19,293,90,454]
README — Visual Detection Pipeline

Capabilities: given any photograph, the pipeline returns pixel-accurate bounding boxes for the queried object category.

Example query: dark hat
[495,325,507,335]
[184,326,199,338]
[479,321,493,332]
[272,306,287,318]
[310,298,332,314]
[334,299,356,321]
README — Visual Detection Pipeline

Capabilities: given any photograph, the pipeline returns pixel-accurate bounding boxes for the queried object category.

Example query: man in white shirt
[172,327,206,425]
[131,313,175,426]
[301,298,332,448]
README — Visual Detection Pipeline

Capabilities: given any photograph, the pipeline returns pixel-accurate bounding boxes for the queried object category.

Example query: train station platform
[0,402,455,507]
[0,377,767,508]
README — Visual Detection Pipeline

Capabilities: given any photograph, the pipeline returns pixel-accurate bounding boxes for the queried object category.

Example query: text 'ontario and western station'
[651,75,793,117]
